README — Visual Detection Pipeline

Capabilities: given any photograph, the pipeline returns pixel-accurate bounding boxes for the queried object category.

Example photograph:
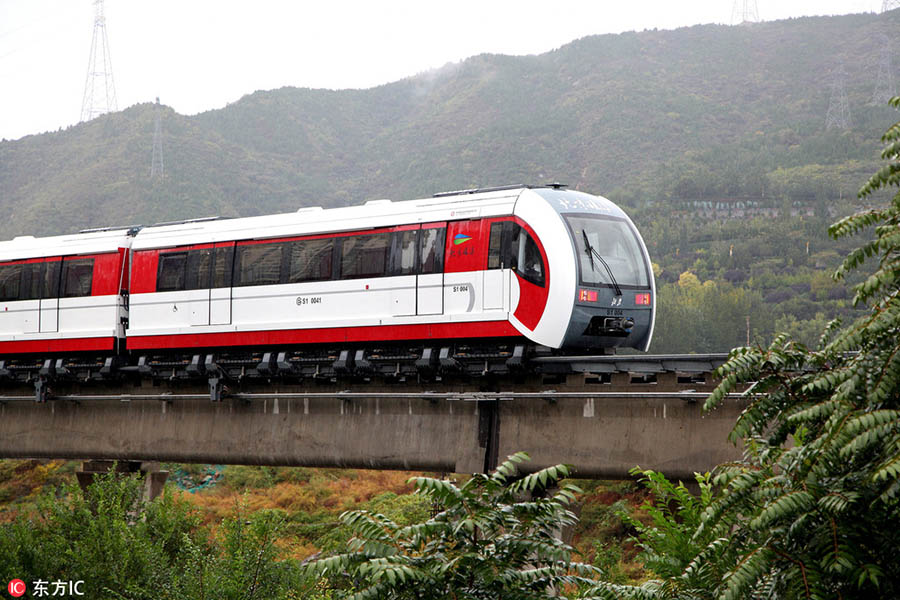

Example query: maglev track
[0,343,729,403]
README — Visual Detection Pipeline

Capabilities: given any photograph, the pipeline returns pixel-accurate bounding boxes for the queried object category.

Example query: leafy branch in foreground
[304,452,602,599]
[693,96,900,599]
[586,96,900,600]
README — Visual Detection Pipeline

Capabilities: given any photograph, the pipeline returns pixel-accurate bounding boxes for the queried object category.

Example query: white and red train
[0,186,655,371]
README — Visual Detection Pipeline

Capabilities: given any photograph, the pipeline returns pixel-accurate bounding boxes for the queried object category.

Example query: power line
[80,0,117,123]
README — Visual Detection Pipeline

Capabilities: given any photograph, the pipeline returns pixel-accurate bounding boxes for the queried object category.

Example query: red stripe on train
[0,337,116,354]
[127,321,521,350]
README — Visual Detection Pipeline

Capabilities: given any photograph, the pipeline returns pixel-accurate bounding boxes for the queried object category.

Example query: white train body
[126,186,655,353]
[0,186,655,359]
[0,230,131,354]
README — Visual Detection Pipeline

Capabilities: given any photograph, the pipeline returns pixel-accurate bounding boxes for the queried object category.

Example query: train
[0,185,655,386]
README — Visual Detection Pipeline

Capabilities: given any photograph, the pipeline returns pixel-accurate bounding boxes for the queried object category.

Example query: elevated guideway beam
[0,354,745,479]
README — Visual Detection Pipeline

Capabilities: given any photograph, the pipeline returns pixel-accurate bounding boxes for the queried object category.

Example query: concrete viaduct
[0,354,747,482]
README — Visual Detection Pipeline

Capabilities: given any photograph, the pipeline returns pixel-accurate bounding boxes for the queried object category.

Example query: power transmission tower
[872,33,896,104]
[826,65,851,130]
[80,0,117,123]
[731,0,760,25]
[883,0,900,13]
[151,99,164,179]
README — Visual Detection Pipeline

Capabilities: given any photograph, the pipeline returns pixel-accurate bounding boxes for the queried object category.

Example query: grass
[178,465,427,560]
[0,460,655,580]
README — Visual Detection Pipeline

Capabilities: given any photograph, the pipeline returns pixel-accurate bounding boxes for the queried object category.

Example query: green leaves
[0,473,306,600]
[606,97,900,600]
[304,453,598,599]
[721,547,776,600]
[408,475,463,505]
[750,491,814,530]
[509,464,574,494]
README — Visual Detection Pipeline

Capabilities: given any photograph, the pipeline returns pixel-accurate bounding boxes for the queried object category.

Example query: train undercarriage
[0,340,574,402]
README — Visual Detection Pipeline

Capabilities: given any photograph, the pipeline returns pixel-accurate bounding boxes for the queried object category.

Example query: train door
[483,222,508,311]
[0,262,43,334]
[209,243,234,325]
[188,249,212,326]
[155,251,197,328]
[39,259,61,332]
[390,229,417,316]
[19,263,40,333]
[417,225,445,315]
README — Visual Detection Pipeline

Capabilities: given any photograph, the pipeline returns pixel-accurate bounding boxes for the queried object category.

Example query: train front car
[515,188,655,352]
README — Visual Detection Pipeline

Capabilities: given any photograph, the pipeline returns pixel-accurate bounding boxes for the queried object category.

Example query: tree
[698,97,900,599]
[304,452,599,599]
[651,277,767,353]
[584,469,729,600]
[591,97,900,600]
[0,469,305,600]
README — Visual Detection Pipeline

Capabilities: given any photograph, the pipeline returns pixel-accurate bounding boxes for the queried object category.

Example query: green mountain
[1,11,898,352]
[1,11,897,238]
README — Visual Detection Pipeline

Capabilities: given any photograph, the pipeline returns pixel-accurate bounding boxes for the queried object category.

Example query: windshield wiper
[581,230,595,271]
[582,230,622,297]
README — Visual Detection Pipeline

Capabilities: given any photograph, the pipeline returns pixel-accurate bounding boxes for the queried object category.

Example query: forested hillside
[1,10,897,351]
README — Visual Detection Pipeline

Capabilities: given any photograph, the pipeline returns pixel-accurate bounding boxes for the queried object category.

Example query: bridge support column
[75,460,169,502]
[477,400,500,473]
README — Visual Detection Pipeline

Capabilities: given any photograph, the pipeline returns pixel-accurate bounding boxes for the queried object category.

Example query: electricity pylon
[80,0,117,123]
[826,65,851,130]
[151,99,164,179]
[872,33,896,104]
[731,0,760,25]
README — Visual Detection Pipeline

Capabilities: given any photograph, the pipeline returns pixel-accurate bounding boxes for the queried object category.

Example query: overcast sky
[0,0,882,141]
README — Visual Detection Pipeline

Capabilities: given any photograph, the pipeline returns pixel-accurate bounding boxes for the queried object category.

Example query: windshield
[565,214,649,288]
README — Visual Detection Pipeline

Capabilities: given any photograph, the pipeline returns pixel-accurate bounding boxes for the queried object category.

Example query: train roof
[0,228,132,262]
[131,186,631,251]
[131,186,529,250]
[0,186,631,259]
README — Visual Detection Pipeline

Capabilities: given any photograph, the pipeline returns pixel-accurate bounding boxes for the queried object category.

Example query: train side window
[0,264,22,301]
[18,265,31,301]
[237,243,284,286]
[390,231,417,276]
[42,261,61,298]
[490,223,544,286]
[419,227,445,274]
[185,248,212,290]
[487,222,503,269]
[30,263,44,299]
[212,246,234,288]
[19,263,42,300]
[518,232,545,287]
[498,222,523,270]
[62,259,94,297]
[157,252,187,292]
[289,239,334,283]
[341,233,390,279]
